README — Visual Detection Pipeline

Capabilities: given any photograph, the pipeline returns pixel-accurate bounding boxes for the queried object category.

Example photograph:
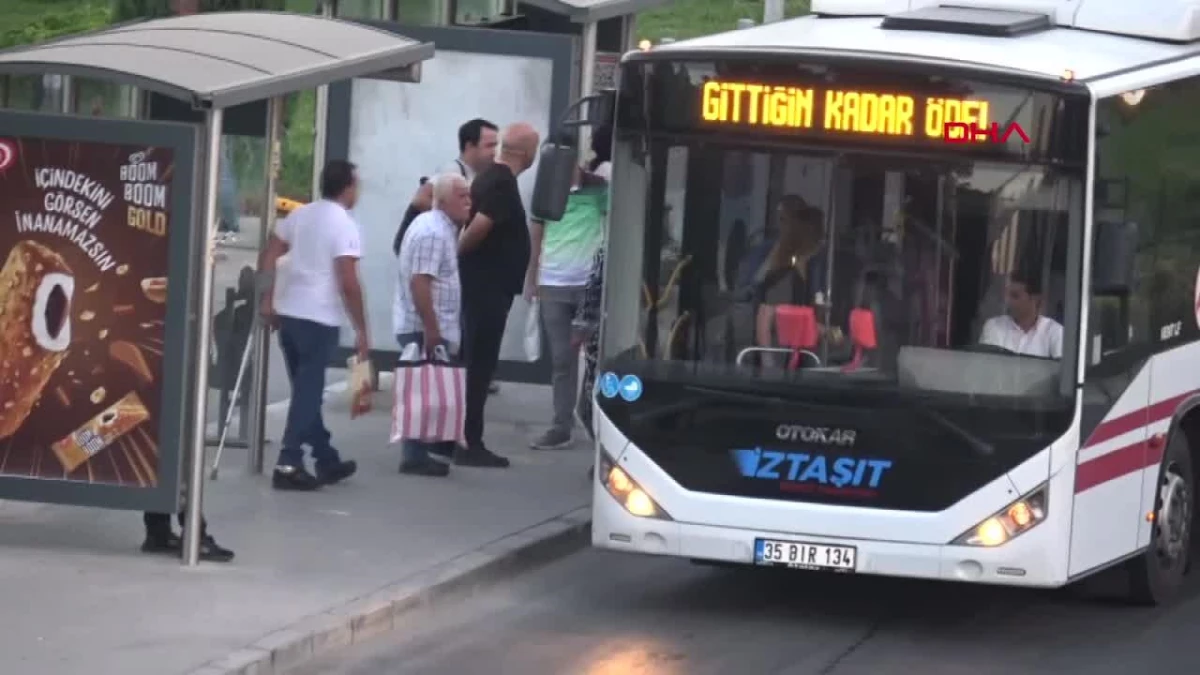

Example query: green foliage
[0,2,111,49]
[637,0,810,43]
[279,91,317,201]
[200,0,286,10]
[112,0,284,21]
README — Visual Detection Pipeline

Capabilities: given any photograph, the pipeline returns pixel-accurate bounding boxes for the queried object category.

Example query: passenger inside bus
[978,271,1064,359]
[732,195,845,356]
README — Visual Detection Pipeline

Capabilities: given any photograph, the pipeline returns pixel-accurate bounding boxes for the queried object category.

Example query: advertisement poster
[0,136,174,488]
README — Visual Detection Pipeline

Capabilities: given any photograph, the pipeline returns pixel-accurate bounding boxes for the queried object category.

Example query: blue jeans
[396,331,457,465]
[277,316,342,469]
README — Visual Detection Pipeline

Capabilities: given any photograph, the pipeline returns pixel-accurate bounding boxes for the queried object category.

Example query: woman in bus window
[732,196,840,358]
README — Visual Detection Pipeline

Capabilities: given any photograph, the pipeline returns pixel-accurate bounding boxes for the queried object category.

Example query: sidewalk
[0,382,593,675]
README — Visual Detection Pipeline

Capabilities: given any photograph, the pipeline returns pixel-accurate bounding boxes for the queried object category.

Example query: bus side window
[1087,80,1200,371]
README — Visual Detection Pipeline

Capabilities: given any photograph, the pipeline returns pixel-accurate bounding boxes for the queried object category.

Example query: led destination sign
[700,80,1001,143]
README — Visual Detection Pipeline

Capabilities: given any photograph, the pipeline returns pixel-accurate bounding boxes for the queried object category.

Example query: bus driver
[979,271,1063,359]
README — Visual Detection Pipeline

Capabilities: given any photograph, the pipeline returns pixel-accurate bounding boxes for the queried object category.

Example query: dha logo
[732,447,893,494]
[942,121,1031,144]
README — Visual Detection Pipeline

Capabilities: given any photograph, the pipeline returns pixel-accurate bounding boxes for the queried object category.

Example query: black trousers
[143,511,207,540]
[461,283,514,447]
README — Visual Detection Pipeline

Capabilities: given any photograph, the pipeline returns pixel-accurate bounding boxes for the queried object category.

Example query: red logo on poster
[0,140,15,172]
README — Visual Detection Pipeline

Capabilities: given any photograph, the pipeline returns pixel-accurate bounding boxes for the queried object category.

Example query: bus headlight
[599,451,672,521]
[951,484,1047,547]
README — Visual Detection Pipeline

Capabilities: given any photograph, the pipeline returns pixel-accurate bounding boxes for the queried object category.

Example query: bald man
[443,123,540,469]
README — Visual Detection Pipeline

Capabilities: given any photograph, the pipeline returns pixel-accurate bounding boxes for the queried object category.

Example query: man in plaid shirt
[393,173,471,477]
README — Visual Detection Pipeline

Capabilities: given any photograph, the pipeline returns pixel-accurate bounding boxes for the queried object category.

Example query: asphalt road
[290,547,1200,675]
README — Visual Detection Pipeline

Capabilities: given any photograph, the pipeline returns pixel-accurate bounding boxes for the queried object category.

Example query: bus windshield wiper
[906,404,994,457]
[669,384,993,457]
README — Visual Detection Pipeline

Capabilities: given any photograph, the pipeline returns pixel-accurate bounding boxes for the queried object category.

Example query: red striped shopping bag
[390,347,466,444]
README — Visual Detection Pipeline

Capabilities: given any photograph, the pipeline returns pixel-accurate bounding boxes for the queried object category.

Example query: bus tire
[1126,431,1193,605]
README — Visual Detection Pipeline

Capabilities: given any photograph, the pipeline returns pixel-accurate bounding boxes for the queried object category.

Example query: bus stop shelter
[0,11,434,566]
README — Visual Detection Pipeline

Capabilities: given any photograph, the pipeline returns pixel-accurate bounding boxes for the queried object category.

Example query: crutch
[209,325,256,480]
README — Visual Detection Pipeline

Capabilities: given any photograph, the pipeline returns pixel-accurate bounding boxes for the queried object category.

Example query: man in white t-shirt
[979,272,1063,359]
[260,160,370,491]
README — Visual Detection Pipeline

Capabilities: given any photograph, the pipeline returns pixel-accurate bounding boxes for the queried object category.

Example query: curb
[185,506,592,675]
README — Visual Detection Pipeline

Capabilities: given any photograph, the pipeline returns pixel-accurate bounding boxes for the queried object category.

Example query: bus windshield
[601,138,1084,411]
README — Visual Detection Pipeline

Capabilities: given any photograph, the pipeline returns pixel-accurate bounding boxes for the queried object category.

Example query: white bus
[535,0,1200,604]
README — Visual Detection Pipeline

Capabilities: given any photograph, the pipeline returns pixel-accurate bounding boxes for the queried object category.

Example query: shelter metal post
[579,20,598,160]
[311,1,334,198]
[184,107,225,567]
[247,97,283,474]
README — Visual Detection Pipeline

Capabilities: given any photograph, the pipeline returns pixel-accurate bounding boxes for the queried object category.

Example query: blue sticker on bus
[600,372,620,399]
[618,375,643,402]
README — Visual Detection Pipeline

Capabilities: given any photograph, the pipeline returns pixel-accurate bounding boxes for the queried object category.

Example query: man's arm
[405,228,449,351]
[410,274,441,347]
[333,220,369,357]
[257,216,291,327]
[459,211,494,255]
[335,256,369,353]
[525,219,544,298]
[978,317,1000,346]
[460,177,503,255]
[1050,322,1064,360]
[258,234,289,295]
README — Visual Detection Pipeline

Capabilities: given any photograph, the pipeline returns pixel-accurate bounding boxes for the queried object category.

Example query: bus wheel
[1127,433,1193,605]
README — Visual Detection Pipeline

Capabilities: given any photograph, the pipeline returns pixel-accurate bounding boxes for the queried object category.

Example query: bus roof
[649,4,1200,83]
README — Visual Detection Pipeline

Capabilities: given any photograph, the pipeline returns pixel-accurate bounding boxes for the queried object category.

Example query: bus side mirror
[1092,219,1138,295]
[531,142,577,222]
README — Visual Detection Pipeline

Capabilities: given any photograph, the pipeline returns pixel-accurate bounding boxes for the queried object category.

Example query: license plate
[754,538,857,572]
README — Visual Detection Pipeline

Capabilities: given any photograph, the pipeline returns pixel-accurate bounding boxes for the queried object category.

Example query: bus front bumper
[591,483,1067,588]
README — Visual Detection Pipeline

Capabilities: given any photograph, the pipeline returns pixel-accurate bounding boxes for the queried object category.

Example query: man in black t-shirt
[452,122,540,468]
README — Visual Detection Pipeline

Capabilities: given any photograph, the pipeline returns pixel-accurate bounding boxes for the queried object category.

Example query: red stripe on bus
[1074,439,1164,494]
[1081,389,1197,449]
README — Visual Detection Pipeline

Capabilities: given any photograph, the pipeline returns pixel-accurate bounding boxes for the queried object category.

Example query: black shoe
[427,444,454,463]
[399,458,450,477]
[141,532,181,555]
[316,460,357,485]
[199,535,235,563]
[272,464,322,491]
[455,444,510,468]
[140,533,233,563]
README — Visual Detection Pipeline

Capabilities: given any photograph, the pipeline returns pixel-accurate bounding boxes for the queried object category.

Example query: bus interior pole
[579,19,598,158]
[247,96,282,475]
[183,107,225,567]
